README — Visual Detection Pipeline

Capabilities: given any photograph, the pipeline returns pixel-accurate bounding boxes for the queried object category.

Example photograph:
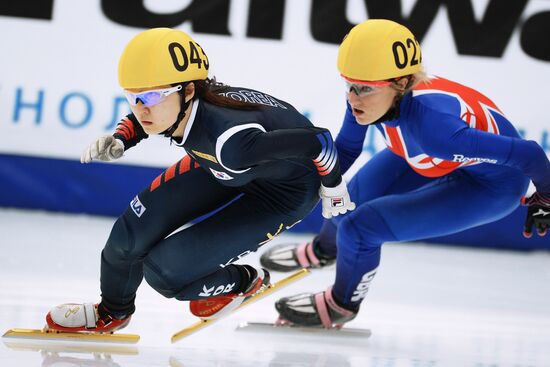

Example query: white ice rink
[1,208,550,367]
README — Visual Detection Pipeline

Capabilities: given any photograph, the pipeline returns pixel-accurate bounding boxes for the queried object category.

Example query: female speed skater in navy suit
[43,28,355,333]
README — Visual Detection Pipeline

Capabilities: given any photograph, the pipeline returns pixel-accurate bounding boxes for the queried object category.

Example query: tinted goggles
[124,85,183,107]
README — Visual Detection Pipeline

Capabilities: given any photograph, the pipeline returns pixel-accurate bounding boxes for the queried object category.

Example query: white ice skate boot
[46,303,131,333]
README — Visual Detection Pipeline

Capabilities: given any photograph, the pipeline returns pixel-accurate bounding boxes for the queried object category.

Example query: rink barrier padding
[0,152,547,250]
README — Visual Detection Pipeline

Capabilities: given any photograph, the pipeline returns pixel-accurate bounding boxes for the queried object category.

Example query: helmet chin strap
[372,96,402,124]
[372,77,413,124]
[161,82,192,141]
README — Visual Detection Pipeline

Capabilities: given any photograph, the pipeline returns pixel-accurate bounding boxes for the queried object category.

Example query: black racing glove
[521,192,550,238]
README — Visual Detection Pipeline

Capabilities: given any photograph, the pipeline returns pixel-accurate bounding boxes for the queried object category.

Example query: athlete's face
[346,79,406,125]
[126,83,195,137]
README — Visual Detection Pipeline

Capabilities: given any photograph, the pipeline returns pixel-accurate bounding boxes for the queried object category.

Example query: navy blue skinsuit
[101,86,341,316]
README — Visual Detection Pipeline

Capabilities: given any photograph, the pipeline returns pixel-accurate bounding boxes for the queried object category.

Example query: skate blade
[2,328,140,344]
[171,268,310,343]
[236,322,371,338]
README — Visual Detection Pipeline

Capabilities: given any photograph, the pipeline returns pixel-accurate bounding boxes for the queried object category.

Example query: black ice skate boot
[275,286,357,329]
[260,239,336,272]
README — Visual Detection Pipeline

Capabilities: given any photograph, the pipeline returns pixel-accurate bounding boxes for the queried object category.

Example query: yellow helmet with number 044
[337,19,422,82]
[118,28,209,89]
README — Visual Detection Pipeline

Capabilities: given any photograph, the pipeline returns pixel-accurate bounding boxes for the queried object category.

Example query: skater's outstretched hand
[521,192,550,237]
[81,135,124,163]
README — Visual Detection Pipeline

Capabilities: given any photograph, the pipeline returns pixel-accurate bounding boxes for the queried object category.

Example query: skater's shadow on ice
[168,351,352,367]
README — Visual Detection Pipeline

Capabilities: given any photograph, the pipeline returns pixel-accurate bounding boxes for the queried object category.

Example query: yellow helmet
[337,19,422,82]
[118,28,209,89]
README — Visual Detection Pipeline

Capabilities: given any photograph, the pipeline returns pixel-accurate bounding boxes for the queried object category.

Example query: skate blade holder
[171,269,312,343]
[2,328,140,344]
[236,321,371,338]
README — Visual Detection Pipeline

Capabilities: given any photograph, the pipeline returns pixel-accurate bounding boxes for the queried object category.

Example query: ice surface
[1,208,549,367]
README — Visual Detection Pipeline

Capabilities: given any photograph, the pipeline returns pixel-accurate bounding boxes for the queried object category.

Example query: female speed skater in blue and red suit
[261,19,550,328]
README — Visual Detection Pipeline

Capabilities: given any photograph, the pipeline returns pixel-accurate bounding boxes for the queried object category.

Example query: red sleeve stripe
[115,125,133,140]
[117,124,131,136]
[165,163,177,182]
[315,166,331,176]
[122,118,136,138]
[115,118,136,140]
[150,174,163,192]
[115,127,130,140]
[178,156,191,174]
[150,156,201,192]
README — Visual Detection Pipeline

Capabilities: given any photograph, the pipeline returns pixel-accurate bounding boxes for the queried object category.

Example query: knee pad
[143,259,178,299]
[103,215,134,264]
[337,205,394,253]
[337,215,364,253]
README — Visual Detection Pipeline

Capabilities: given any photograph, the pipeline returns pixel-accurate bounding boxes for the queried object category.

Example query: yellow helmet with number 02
[118,28,209,89]
[337,19,422,82]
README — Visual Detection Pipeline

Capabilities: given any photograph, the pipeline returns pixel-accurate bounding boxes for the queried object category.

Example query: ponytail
[188,78,262,110]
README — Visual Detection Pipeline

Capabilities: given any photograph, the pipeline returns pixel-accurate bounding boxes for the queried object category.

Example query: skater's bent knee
[338,216,364,248]
[143,259,179,298]
[338,205,395,250]
[103,215,147,262]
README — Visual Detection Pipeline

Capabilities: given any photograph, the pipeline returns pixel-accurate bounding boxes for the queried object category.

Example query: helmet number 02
[169,41,210,72]
[392,38,421,70]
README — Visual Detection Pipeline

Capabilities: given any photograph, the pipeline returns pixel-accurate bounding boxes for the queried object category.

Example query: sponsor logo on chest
[452,154,497,164]
[209,168,234,180]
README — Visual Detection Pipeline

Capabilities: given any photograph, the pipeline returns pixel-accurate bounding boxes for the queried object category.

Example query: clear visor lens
[124,85,183,107]
[345,82,381,97]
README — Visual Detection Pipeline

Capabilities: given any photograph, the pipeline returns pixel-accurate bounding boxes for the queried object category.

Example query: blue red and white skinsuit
[317,76,550,309]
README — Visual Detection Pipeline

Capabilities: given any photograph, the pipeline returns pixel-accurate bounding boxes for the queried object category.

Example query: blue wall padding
[0,153,548,250]
[0,153,162,216]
